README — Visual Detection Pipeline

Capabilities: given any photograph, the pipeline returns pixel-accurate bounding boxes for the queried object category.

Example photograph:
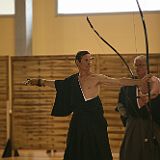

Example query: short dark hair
[75,51,90,62]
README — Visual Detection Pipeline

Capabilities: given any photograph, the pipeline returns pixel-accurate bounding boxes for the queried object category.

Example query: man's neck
[79,71,91,77]
[138,74,146,79]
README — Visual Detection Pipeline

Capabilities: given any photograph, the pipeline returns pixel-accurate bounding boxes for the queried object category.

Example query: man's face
[77,54,93,71]
[134,59,147,78]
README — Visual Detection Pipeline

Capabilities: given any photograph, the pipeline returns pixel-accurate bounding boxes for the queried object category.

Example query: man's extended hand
[139,75,160,100]
[141,73,152,84]
[24,78,39,86]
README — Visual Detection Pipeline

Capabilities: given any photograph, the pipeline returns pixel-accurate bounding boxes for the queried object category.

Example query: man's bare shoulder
[90,73,109,78]
[89,73,111,84]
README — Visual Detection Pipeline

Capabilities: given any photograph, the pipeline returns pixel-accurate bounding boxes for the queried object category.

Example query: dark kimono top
[119,86,160,126]
[51,73,104,117]
[119,86,160,160]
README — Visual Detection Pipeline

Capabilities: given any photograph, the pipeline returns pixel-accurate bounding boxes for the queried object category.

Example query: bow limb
[136,0,150,74]
[86,16,134,78]
[136,0,151,111]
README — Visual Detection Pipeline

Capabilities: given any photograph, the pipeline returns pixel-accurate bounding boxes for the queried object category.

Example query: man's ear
[75,59,79,66]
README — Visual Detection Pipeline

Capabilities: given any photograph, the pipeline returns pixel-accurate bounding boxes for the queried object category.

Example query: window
[57,0,160,15]
[0,0,15,15]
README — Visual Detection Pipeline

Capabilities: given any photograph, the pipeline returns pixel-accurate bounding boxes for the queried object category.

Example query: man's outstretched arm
[96,74,151,87]
[24,78,55,88]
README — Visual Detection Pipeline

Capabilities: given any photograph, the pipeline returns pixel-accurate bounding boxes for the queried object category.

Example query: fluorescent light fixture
[57,0,160,15]
[0,0,15,15]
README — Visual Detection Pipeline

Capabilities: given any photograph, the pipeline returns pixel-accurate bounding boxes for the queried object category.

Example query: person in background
[25,51,151,160]
[116,55,160,160]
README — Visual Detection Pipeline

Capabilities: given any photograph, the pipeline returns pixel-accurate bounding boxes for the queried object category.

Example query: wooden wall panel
[11,54,160,153]
[0,56,8,148]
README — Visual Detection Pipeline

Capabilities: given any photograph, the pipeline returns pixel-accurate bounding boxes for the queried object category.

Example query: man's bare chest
[79,77,97,90]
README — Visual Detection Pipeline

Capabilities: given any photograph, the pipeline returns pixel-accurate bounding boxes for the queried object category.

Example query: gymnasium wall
[6,53,160,152]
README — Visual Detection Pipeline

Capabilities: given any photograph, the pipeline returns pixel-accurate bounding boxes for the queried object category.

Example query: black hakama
[51,73,113,160]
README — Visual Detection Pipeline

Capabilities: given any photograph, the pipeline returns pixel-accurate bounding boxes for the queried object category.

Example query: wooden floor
[0,150,119,160]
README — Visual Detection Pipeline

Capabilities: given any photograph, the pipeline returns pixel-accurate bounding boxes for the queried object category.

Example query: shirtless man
[25,51,150,160]
[25,51,149,99]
